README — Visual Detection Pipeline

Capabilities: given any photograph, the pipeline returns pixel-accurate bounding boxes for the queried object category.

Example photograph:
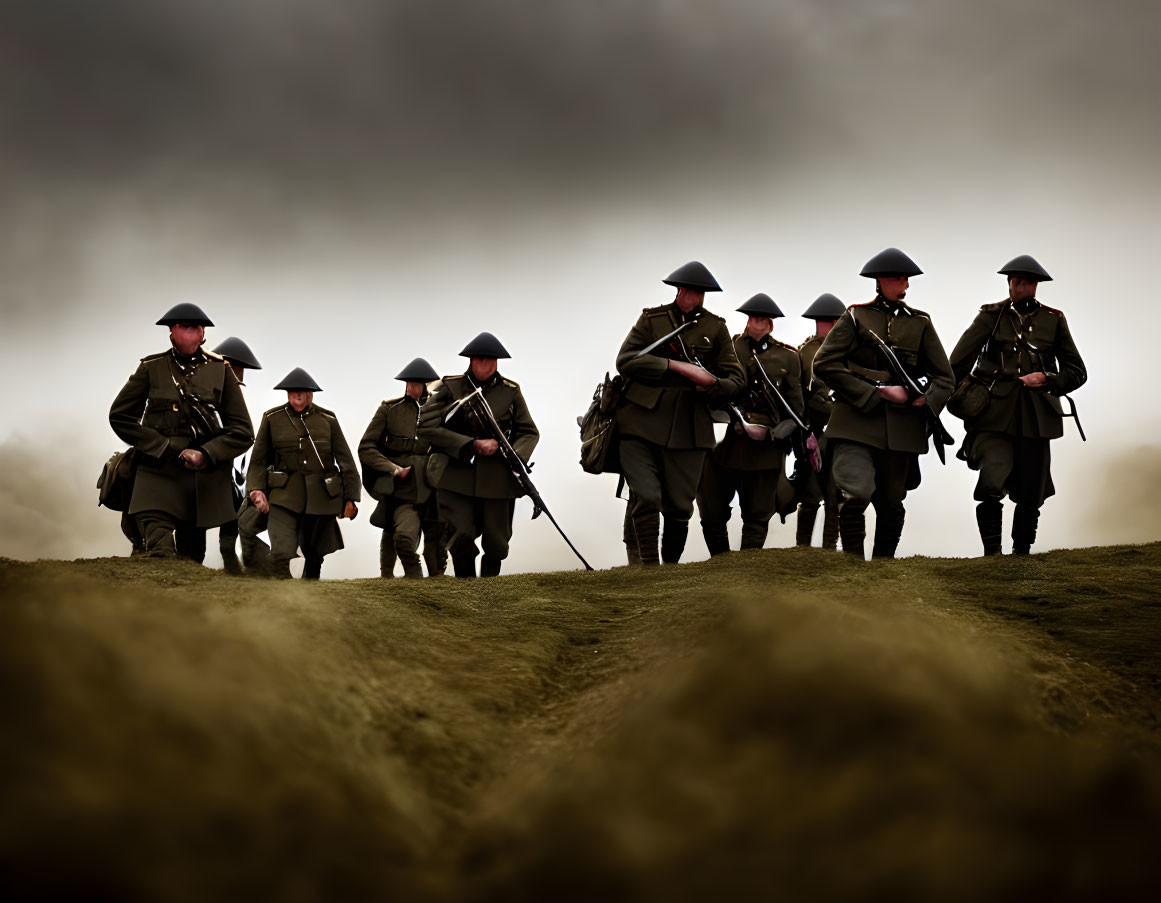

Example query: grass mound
[2,545,1160,901]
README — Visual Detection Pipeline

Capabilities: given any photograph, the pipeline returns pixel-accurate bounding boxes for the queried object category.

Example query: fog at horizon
[2,0,1158,574]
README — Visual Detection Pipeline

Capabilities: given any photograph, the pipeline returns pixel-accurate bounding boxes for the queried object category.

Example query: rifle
[1023,339,1087,442]
[748,350,821,471]
[446,386,594,571]
[852,314,955,464]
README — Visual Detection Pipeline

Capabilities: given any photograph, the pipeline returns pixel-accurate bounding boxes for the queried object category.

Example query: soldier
[794,293,846,549]
[359,357,447,579]
[246,368,361,579]
[109,303,254,560]
[211,336,268,575]
[696,293,806,554]
[949,255,1087,555]
[615,261,746,565]
[417,333,539,578]
[813,248,955,559]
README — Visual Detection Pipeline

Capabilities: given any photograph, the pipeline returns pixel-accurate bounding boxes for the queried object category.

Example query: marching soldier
[696,293,806,554]
[246,368,361,579]
[949,255,1087,555]
[615,262,746,565]
[813,249,955,559]
[794,293,846,549]
[109,303,254,560]
[211,336,268,575]
[417,334,539,578]
[359,358,447,579]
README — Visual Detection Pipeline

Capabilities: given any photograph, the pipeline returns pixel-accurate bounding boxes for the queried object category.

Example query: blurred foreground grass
[2,545,1160,901]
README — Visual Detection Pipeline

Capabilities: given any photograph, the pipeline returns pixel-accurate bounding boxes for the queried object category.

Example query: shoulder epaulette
[906,306,931,320]
[382,396,405,407]
[799,335,822,349]
[1038,303,1064,316]
[203,349,225,362]
[979,301,1007,312]
[262,405,286,419]
[140,349,170,362]
[502,377,519,389]
[768,338,796,352]
[642,304,672,316]
[443,374,466,384]
[697,308,725,324]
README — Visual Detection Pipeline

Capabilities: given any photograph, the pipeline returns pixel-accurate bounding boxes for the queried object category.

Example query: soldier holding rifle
[696,292,807,555]
[418,334,540,578]
[948,255,1087,555]
[614,262,746,565]
[109,303,254,560]
[813,249,955,559]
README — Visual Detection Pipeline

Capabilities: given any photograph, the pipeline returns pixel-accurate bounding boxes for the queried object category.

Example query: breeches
[268,506,343,562]
[438,490,516,561]
[619,438,706,521]
[968,432,1054,508]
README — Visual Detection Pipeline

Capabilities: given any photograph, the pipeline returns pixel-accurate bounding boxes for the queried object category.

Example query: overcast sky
[1,0,1158,574]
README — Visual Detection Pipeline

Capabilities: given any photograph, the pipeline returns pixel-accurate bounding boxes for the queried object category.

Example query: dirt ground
[2,544,1160,901]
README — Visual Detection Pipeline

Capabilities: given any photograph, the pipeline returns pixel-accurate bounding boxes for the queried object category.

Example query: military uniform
[246,370,361,579]
[615,262,746,564]
[418,373,538,578]
[949,256,1087,555]
[697,330,805,554]
[109,307,254,560]
[794,292,846,550]
[211,336,268,575]
[360,358,446,579]
[812,249,954,559]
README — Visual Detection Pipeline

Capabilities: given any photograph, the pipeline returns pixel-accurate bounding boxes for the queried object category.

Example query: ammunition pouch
[266,467,290,489]
[97,448,139,512]
[322,473,342,498]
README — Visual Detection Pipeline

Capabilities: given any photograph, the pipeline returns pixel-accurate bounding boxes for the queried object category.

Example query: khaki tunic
[949,300,1087,439]
[615,303,746,449]
[359,395,433,514]
[246,404,361,515]
[712,333,805,471]
[813,298,954,454]
[418,373,539,499]
[109,348,254,527]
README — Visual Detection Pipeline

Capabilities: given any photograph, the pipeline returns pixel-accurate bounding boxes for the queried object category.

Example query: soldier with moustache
[246,368,361,579]
[696,292,806,555]
[793,293,847,549]
[949,255,1087,555]
[211,336,268,575]
[813,249,955,559]
[417,334,539,578]
[359,358,447,579]
[615,262,747,565]
[109,303,254,560]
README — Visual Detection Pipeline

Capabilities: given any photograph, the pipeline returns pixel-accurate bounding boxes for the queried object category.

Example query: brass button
[172,403,180,412]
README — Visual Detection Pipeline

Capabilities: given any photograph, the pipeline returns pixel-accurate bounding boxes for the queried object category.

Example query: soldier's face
[1008,277,1038,303]
[288,390,313,411]
[405,381,425,400]
[674,287,705,313]
[745,316,774,341]
[169,324,205,355]
[470,357,498,381]
[229,364,245,384]
[878,276,908,302]
[816,318,838,338]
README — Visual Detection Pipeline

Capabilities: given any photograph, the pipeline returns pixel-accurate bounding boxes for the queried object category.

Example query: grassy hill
[3,545,1160,901]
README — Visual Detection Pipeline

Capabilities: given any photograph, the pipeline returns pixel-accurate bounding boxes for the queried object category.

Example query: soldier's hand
[179,449,207,470]
[911,395,927,407]
[1020,372,1047,388]
[474,439,499,456]
[395,466,413,480]
[343,501,358,519]
[668,359,717,387]
[877,385,909,404]
[249,490,269,514]
[742,422,768,441]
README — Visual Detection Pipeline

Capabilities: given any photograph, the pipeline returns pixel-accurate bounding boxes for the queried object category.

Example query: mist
[1,0,1158,572]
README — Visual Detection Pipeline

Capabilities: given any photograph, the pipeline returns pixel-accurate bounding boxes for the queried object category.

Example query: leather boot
[480,555,502,578]
[975,500,1003,556]
[379,532,397,578]
[1012,504,1040,555]
[453,555,477,578]
[872,512,904,559]
[269,558,293,580]
[838,500,866,559]
[795,503,819,547]
[821,502,840,551]
[627,502,660,566]
[302,558,323,580]
[739,521,768,551]
[660,520,689,564]
[221,550,243,576]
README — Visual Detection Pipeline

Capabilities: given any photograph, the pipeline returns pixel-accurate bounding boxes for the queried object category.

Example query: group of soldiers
[612,248,1086,565]
[106,245,1086,577]
[109,310,537,579]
